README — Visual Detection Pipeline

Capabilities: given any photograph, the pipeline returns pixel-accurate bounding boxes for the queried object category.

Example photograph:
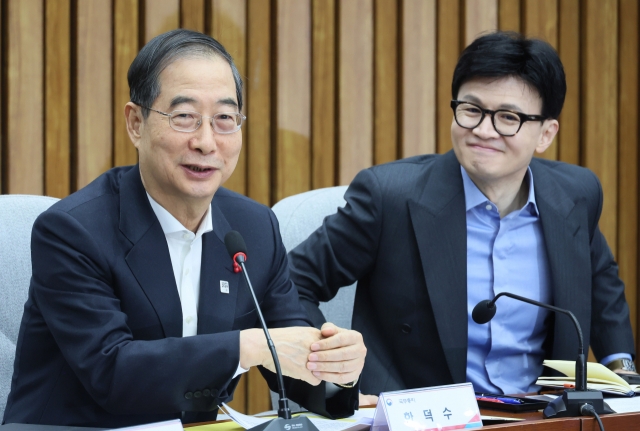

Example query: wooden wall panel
[209,0,247,196]
[76,0,113,190]
[114,0,139,168]
[402,0,436,157]
[244,5,272,409]
[144,0,179,42]
[274,0,311,201]
[6,0,44,194]
[338,0,373,184]
[618,0,639,346]
[311,0,336,188]
[374,0,398,164]
[557,0,580,165]
[181,0,205,33]
[581,0,618,253]
[523,0,558,161]
[247,0,271,205]
[45,0,71,198]
[464,0,497,45]
[436,0,460,155]
[499,0,520,32]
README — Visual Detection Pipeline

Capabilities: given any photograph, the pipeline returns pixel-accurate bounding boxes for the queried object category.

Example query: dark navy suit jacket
[4,165,357,427]
[290,150,635,395]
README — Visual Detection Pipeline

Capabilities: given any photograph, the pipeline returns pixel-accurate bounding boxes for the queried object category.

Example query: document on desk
[218,403,372,431]
[603,396,640,414]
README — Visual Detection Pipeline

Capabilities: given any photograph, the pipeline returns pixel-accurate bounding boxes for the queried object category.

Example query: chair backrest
[0,194,59,417]
[271,186,355,412]
[272,186,356,330]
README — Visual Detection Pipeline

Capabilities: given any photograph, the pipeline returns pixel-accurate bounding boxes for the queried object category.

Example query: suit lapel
[530,160,592,358]
[197,198,241,334]
[120,166,183,338]
[408,151,468,384]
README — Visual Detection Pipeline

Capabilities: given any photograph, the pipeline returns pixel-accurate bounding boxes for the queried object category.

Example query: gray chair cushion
[0,195,59,417]
[272,186,355,329]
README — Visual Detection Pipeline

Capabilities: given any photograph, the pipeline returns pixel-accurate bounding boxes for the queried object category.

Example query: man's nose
[473,113,499,138]
[191,119,218,154]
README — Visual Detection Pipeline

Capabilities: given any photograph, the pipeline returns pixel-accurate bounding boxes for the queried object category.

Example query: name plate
[372,383,482,431]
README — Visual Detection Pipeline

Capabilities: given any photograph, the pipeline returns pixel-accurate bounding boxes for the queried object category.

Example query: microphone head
[472,299,497,324]
[224,230,247,258]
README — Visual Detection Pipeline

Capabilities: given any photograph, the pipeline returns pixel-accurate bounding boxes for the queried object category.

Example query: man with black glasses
[289,31,637,402]
[3,29,365,427]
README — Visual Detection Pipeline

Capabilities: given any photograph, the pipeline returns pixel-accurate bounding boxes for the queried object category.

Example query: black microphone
[224,231,318,431]
[472,292,613,419]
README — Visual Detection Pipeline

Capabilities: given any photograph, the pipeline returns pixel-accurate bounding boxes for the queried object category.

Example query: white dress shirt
[147,194,247,377]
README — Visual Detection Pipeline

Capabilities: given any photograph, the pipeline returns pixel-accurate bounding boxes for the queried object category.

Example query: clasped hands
[240,322,366,386]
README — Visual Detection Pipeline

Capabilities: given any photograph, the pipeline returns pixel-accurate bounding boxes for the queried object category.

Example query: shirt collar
[460,166,539,216]
[146,193,213,237]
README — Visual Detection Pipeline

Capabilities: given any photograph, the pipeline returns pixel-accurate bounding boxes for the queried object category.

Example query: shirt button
[485,204,492,211]
[183,233,191,240]
[185,268,190,276]
[186,316,193,324]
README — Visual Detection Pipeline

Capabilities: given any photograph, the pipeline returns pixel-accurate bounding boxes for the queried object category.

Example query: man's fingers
[311,329,363,352]
[320,322,340,338]
[308,343,364,363]
[307,357,362,374]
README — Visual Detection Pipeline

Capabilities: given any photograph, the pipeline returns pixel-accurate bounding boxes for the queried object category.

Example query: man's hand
[306,322,366,385]
[240,327,323,386]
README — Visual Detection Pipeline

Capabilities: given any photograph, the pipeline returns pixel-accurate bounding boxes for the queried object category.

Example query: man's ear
[124,102,144,148]
[535,119,559,154]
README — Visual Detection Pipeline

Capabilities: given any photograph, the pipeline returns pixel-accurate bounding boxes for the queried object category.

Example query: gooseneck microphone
[472,292,613,419]
[224,231,318,431]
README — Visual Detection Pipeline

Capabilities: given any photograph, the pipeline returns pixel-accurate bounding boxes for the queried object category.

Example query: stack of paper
[536,360,640,396]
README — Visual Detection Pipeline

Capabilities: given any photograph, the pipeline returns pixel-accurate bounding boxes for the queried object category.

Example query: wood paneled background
[0,0,638,414]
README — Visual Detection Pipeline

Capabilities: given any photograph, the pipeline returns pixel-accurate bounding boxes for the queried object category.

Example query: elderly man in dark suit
[289,32,636,403]
[3,29,365,427]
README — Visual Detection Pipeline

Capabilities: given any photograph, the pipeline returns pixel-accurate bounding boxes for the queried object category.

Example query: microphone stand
[473,292,614,418]
[233,252,319,431]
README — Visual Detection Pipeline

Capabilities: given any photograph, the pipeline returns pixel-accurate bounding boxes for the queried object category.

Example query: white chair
[0,195,59,418]
[271,186,356,410]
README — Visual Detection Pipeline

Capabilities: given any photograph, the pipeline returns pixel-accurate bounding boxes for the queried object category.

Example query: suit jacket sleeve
[289,169,383,328]
[586,174,635,360]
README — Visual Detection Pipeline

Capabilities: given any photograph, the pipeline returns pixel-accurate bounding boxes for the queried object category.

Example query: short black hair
[452,31,566,119]
[128,29,243,117]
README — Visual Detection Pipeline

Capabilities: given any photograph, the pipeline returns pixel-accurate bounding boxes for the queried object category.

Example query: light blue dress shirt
[463,167,631,394]
[463,166,552,394]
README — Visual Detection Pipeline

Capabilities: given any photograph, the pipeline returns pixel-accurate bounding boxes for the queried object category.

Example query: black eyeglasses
[451,100,547,136]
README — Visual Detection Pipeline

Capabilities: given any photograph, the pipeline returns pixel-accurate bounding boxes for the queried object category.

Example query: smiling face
[126,55,242,215]
[451,76,558,190]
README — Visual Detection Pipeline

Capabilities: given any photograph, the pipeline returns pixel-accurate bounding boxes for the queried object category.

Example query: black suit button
[203,389,211,397]
[185,392,193,400]
[401,324,412,334]
[211,389,219,397]
[194,391,202,398]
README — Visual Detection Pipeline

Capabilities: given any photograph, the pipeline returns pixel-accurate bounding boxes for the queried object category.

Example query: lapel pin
[220,280,230,294]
